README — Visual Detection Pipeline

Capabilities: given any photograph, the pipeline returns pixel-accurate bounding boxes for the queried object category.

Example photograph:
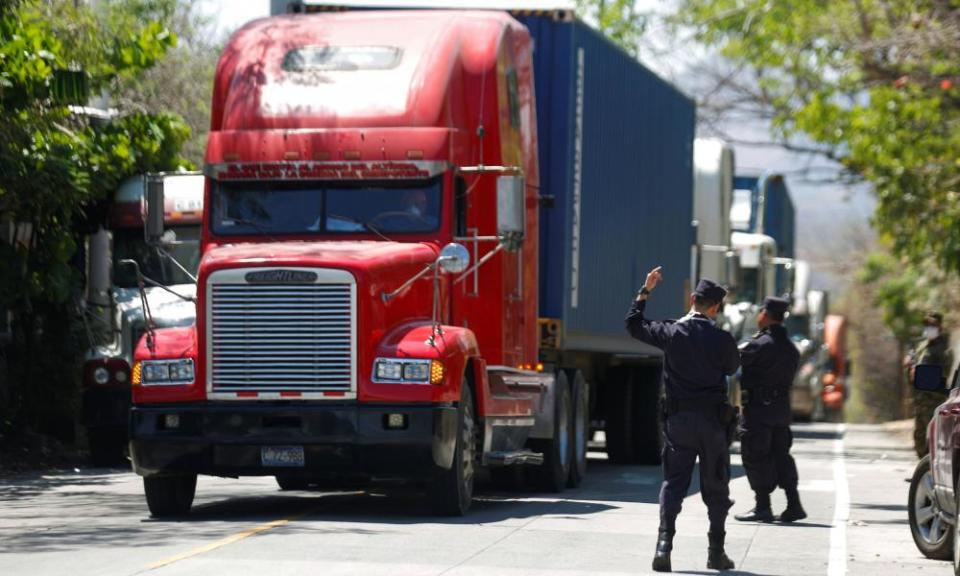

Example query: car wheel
[908,455,953,559]
[954,482,960,575]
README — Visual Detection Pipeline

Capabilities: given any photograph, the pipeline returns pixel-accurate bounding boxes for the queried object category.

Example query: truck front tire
[144,474,197,518]
[431,383,476,516]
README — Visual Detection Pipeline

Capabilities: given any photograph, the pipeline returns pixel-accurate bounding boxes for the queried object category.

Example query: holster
[718,403,740,447]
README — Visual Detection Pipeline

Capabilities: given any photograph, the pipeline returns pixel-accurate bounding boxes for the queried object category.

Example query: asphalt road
[0,423,941,576]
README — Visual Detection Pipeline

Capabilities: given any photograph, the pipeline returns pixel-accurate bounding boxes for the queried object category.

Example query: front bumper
[130,402,458,482]
[82,387,131,430]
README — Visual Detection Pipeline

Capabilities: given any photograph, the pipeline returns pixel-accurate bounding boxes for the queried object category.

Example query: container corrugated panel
[733,174,795,258]
[520,16,696,353]
[763,176,795,258]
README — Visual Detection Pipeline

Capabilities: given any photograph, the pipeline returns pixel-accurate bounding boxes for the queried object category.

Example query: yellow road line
[145,508,317,571]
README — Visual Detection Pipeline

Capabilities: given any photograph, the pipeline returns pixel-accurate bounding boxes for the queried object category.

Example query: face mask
[923,326,940,340]
[408,205,423,217]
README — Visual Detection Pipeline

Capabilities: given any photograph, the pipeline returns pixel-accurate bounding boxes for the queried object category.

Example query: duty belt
[742,387,784,406]
[665,397,726,416]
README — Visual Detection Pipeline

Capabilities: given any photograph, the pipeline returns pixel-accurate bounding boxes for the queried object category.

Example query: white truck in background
[82,173,203,466]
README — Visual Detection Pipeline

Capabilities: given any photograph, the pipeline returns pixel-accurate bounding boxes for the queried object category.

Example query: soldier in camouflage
[906,311,953,457]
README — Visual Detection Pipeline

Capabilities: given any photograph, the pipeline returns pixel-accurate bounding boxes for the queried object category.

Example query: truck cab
[82,173,203,466]
[129,9,576,517]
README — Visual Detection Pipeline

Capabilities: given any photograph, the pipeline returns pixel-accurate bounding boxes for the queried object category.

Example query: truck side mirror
[914,364,945,393]
[438,242,470,274]
[144,173,165,245]
[496,175,525,251]
[725,251,740,291]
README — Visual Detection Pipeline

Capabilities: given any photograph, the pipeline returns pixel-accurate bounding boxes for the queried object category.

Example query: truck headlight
[375,360,403,381]
[402,362,429,382]
[93,367,110,385]
[139,359,195,386]
[373,358,443,385]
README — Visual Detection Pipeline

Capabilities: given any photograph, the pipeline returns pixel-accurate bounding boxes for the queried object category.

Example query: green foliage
[858,249,957,343]
[576,0,647,57]
[674,0,960,273]
[0,0,188,440]
[114,1,224,165]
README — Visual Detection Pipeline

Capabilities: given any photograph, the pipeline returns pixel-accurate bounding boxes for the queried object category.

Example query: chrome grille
[208,269,356,396]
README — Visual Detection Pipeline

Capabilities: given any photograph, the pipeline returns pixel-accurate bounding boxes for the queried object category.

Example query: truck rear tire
[633,366,663,465]
[605,367,662,465]
[431,383,476,516]
[567,370,589,488]
[604,367,636,465]
[532,371,572,492]
[143,474,197,518]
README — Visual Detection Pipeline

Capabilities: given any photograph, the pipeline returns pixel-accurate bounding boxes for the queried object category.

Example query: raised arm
[625,266,673,350]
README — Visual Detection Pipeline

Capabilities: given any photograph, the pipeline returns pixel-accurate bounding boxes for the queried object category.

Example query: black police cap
[694,279,727,302]
[924,311,944,326]
[762,297,790,316]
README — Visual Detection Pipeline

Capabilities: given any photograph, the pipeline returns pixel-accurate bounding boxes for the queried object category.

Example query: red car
[908,363,960,574]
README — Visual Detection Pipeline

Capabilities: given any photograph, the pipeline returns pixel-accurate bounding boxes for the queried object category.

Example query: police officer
[626,267,740,573]
[905,311,953,457]
[734,297,805,523]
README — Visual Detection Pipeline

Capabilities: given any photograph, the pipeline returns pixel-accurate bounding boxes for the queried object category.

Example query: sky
[200,0,270,36]
[201,0,871,292]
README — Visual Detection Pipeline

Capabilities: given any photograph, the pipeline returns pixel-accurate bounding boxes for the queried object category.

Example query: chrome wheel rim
[915,470,949,546]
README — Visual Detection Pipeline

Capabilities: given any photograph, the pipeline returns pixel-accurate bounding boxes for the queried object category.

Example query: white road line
[828,423,849,576]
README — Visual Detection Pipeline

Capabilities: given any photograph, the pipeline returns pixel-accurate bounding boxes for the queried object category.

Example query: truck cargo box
[517,15,696,355]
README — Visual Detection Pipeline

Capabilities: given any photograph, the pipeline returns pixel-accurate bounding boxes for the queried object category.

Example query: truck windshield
[211,179,442,237]
[113,226,201,288]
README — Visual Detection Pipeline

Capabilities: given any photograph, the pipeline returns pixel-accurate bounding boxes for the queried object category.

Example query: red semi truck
[130,6,695,516]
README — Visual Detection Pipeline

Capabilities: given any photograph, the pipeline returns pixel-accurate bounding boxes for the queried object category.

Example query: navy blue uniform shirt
[625,298,740,402]
[739,323,800,425]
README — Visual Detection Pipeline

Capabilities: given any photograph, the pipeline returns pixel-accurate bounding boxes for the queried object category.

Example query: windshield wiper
[362,220,393,243]
[328,213,393,242]
[227,216,281,243]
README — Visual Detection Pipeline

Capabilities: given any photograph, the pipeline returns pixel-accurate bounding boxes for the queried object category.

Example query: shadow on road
[0,454,747,553]
[679,571,774,576]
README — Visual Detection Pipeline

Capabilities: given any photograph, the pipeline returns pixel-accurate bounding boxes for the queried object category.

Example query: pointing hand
[644,266,663,292]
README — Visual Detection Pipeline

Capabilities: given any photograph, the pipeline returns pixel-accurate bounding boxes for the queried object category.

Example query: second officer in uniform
[734,297,806,523]
[626,267,740,572]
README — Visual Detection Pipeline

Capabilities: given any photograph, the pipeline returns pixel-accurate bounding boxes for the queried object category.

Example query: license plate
[261,446,305,467]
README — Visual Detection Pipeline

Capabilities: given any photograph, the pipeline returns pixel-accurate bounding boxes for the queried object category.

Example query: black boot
[734,492,774,522]
[778,488,807,523]
[652,528,674,572]
[707,531,735,571]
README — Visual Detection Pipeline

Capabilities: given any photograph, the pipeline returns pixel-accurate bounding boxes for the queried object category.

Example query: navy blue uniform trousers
[739,419,799,495]
[660,409,732,530]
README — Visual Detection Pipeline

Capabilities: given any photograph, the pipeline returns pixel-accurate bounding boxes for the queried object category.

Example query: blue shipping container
[518,15,696,354]
[732,174,795,259]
